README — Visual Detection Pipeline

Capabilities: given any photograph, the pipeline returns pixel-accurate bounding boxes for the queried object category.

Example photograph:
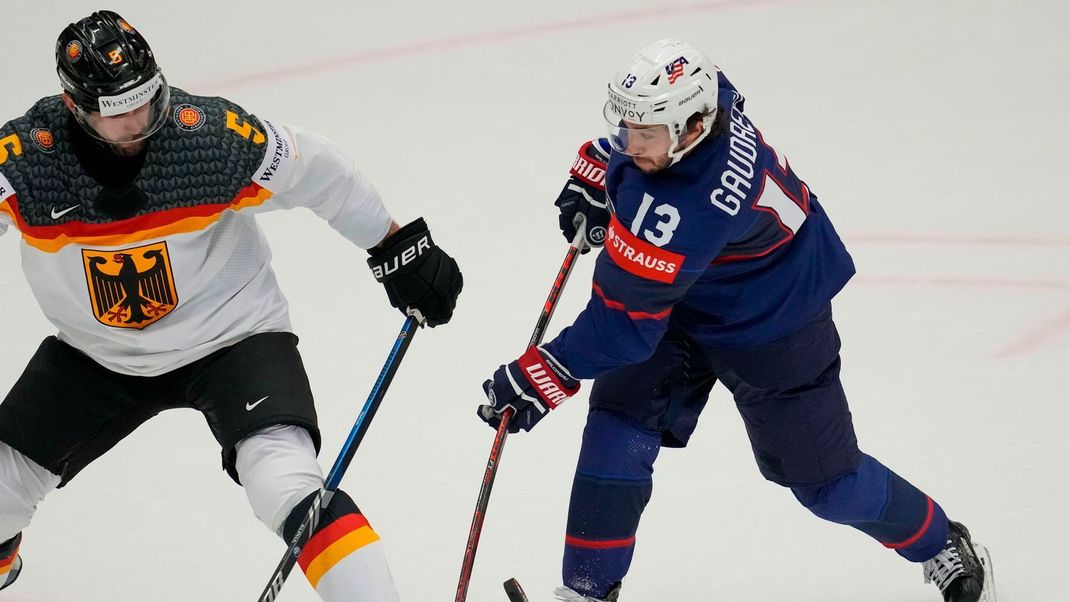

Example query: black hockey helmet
[56,11,170,143]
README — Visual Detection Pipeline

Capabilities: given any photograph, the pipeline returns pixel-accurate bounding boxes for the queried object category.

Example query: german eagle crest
[82,241,179,329]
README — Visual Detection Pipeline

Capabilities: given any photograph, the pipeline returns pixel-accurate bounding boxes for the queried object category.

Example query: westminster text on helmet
[97,73,163,117]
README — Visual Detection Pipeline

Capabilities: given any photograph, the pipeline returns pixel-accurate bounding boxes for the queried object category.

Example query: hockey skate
[923,521,995,602]
[0,533,22,591]
[553,583,621,602]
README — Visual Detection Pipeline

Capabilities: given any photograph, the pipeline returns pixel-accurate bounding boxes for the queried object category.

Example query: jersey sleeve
[0,169,14,238]
[542,200,746,379]
[245,118,393,250]
[0,135,20,237]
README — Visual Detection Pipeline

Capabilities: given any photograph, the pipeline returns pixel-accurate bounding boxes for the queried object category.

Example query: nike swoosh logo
[50,204,80,219]
[245,396,269,411]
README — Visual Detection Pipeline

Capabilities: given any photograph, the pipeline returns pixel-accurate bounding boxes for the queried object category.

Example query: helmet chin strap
[667,110,717,166]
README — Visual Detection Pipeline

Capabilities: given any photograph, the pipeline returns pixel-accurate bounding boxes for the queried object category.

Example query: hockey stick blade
[504,578,529,602]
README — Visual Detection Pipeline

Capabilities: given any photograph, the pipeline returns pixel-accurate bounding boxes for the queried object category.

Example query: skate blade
[975,544,996,602]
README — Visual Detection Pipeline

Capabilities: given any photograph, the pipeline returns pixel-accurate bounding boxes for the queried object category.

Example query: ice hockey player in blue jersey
[478,39,995,602]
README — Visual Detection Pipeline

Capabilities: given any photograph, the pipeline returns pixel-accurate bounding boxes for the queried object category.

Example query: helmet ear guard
[604,38,719,165]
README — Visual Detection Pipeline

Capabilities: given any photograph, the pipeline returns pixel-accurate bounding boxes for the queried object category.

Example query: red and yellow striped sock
[0,533,22,590]
[288,491,398,602]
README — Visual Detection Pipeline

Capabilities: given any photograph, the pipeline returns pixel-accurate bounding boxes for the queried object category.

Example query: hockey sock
[283,489,399,602]
[0,533,22,590]
[791,453,949,562]
[563,410,660,598]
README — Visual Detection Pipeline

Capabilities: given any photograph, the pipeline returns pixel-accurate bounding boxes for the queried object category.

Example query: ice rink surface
[1,1,1067,600]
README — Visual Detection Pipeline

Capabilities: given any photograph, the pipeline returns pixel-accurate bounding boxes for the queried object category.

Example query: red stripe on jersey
[565,534,636,550]
[0,198,16,224]
[9,183,273,252]
[713,170,810,265]
[592,282,671,321]
[15,182,266,240]
[882,497,935,550]
[604,214,684,284]
[712,235,792,265]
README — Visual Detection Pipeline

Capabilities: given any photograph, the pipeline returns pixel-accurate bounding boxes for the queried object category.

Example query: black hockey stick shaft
[256,314,421,602]
[455,231,585,602]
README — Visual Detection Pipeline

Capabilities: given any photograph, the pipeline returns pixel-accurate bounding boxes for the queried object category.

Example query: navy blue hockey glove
[367,218,463,327]
[478,346,580,433]
[555,139,611,254]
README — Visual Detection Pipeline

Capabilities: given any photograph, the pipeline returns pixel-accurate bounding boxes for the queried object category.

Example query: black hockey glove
[555,139,611,253]
[367,218,462,327]
[478,346,579,433]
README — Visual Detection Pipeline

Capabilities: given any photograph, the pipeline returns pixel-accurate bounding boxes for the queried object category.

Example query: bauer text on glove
[367,217,463,327]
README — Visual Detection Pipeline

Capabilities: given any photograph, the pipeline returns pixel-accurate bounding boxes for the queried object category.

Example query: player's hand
[477,346,579,433]
[367,218,463,327]
[555,139,611,254]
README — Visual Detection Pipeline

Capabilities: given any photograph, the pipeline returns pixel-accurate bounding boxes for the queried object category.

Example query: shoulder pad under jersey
[167,89,269,171]
[1,97,65,175]
[0,96,69,212]
[170,90,296,192]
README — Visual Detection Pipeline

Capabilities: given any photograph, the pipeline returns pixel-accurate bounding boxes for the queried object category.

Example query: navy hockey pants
[562,307,949,598]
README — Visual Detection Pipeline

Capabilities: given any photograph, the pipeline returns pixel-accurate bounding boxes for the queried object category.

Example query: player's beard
[633,154,672,173]
[108,139,148,157]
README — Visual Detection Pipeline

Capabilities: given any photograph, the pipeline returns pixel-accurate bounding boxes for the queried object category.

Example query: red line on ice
[992,305,1070,358]
[192,0,796,91]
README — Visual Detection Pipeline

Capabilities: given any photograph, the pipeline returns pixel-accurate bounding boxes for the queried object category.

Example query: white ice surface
[0,1,1067,600]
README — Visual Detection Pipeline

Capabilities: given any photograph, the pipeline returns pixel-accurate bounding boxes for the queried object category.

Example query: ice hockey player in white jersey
[0,11,462,601]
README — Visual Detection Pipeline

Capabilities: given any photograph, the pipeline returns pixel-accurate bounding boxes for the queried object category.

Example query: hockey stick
[455,229,586,602]
[256,312,423,602]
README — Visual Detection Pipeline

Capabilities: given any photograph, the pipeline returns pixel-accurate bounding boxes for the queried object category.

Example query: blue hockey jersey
[543,72,856,379]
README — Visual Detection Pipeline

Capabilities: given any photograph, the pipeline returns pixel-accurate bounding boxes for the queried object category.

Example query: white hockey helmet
[604,39,719,165]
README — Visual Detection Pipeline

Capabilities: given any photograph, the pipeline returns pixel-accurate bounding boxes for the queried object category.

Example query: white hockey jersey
[0,92,392,376]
